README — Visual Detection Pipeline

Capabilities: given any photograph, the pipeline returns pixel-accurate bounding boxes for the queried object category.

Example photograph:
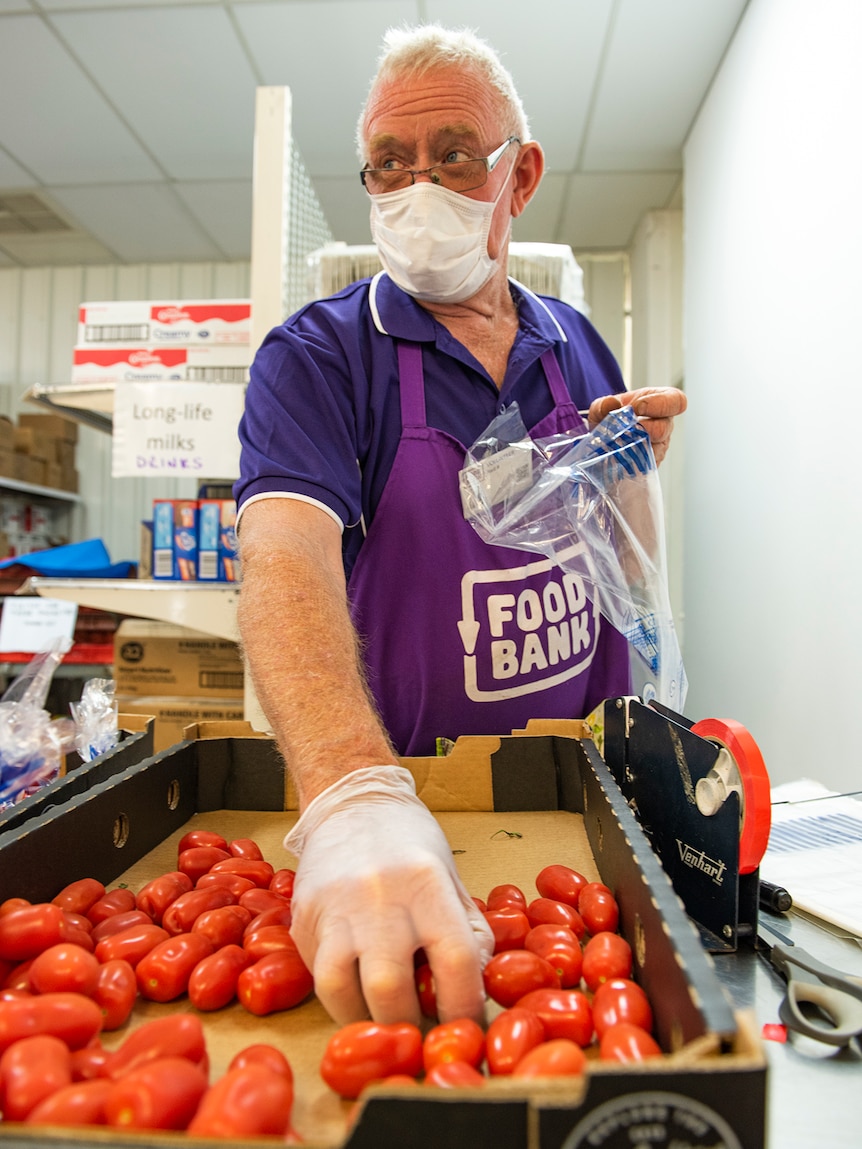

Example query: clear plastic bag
[459,403,687,709]
[70,677,118,762]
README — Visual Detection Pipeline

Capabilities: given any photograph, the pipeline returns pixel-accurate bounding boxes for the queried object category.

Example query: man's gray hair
[357,24,530,160]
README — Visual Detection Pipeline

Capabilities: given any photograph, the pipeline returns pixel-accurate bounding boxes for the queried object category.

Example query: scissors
[758,917,862,1046]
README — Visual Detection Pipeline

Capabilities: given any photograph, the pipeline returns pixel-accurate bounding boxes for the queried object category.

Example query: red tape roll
[690,717,771,874]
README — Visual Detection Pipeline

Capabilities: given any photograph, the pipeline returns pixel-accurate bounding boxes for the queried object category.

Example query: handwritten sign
[0,598,78,654]
[111,382,244,479]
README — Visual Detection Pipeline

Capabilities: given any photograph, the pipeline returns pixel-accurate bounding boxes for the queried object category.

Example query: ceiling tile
[173,181,253,260]
[0,230,117,267]
[48,184,224,262]
[557,171,680,249]
[0,14,162,184]
[49,5,259,180]
[0,147,33,186]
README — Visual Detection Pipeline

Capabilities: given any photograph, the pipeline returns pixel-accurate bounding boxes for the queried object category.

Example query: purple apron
[347,340,630,756]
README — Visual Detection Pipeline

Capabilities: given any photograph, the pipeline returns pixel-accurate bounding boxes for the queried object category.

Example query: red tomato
[209,859,274,888]
[161,887,237,936]
[485,1007,546,1075]
[104,1055,209,1130]
[320,1021,423,1099]
[511,1038,587,1078]
[3,961,33,993]
[485,883,527,911]
[28,943,101,997]
[136,932,214,1002]
[269,868,296,899]
[534,864,589,909]
[26,1077,113,1126]
[525,923,580,952]
[195,872,257,898]
[514,988,594,1047]
[94,923,170,968]
[414,962,437,1019]
[51,879,106,917]
[104,1014,206,1079]
[0,1033,72,1119]
[578,884,619,935]
[243,925,298,960]
[91,910,154,944]
[238,888,289,917]
[61,912,93,935]
[0,903,70,962]
[422,1017,485,1071]
[188,1063,294,1138]
[484,906,531,953]
[177,846,232,884]
[135,873,192,925]
[177,829,228,853]
[0,899,30,917]
[424,1060,485,1088]
[61,925,95,954]
[581,931,632,991]
[525,897,585,936]
[483,949,561,1008]
[599,1021,662,1062]
[70,1040,110,1081]
[243,905,293,935]
[472,897,488,914]
[526,938,583,988]
[228,1043,293,1082]
[86,888,137,925]
[93,960,137,1031]
[591,978,653,1038]
[192,904,253,949]
[228,838,264,860]
[188,945,254,1011]
[0,992,103,1054]
[236,950,313,1016]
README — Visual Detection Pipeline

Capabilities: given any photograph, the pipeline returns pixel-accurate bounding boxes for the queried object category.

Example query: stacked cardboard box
[112,619,244,753]
[0,412,79,494]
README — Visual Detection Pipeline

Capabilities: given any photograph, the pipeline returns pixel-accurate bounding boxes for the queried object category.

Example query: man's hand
[588,387,687,466]
[284,766,493,1027]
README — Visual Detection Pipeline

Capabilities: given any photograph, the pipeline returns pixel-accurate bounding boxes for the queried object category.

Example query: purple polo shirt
[235,274,625,579]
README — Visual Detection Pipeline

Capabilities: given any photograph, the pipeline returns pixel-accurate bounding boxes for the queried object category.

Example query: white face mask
[369,177,511,304]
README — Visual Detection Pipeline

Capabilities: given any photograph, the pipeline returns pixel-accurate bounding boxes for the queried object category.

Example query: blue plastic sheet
[0,538,133,579]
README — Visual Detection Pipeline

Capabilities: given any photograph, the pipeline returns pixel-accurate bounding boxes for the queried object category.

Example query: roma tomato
[591,978,653,1038]
[485,1007,546,1075]
[104,1056,208,1130]
[514,988,594,1047]
[135,873,192,925]
[177,845,232,883]
[238,888,289,917]
[269,868,296,899]
[0,1033,72,1119]
[228,1043,293,1082]
[414,962,437,1019]
[209,859,274,888]
[484,906,531,953]
[526,938,583,988]
[525,897,585,936]
[422,1018,485,1071]
[188,945,254,1011]
[581,931,632,991]
[534,864,588,909]
[51,879,105,917]
[243,925,298,960]
[196,872,257,898]
[0,992,103,1054]
[243,905,293,935]
[26,1078,113,1126]
[188,1063,294,1138]
[91,910,154,944]
[136,932,214,1002]
[177,829,228,853]
[93,959,137,1031]
[28,943,101,997]
[70,1040,110,1081]
[104,1014,206,1079]
[599,1021,662,1062]
[192,904,253,949]
[485,883,527,911]
[483,949,560,1009]
[227,838,264,860]
[161,887,237,936]
[86,888,137,925]
[320,1021,423,1100]
[511,1038,587,1078]
[424,1060,485,1088]
[236,950,313,1015]
[94,923,170,968]
[0,903,70,962]
[578,884,619,935]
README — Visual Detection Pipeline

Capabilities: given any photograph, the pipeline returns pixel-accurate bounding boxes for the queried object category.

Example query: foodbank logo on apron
[458,540,599,701]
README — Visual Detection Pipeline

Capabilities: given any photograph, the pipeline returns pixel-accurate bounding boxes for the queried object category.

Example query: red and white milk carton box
[71,344,251,384]
[77,300,252,346]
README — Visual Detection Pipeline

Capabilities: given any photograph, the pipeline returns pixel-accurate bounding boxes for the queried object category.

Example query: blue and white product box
[152,499,198,580]
[197,499,239,582]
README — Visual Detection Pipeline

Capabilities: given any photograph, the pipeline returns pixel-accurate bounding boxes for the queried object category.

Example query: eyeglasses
[360,137,520,196]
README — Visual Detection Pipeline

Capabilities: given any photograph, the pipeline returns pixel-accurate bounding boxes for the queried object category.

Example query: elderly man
[234,24,686,1028]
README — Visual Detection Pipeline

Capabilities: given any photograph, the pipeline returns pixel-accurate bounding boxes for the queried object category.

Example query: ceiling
[0,0,749,269]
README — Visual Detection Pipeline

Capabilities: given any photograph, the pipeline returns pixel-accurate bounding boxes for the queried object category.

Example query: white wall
[682,0,862,789]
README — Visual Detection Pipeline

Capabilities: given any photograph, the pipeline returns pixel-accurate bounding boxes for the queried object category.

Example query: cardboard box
[17,412,78,443]
[71,343,251,383]
[152,498,198,580]
[77,299,251,346]
[113,695,245,753]
[113,619,244,700]
[197,498,240,581]
[0,728,767,1148]
[0,416,14,452]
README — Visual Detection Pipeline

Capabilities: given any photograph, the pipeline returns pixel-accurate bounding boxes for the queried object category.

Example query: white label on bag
[459,445,534,519]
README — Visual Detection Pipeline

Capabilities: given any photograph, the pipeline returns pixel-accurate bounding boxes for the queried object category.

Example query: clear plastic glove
[284,765,494,1027]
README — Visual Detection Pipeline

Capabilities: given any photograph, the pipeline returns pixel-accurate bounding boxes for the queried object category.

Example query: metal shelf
[23,383,114,434]
[0,476,81,503]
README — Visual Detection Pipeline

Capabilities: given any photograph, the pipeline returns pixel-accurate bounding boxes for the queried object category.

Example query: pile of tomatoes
[0,830,662,1134]
[320,863,660,1099]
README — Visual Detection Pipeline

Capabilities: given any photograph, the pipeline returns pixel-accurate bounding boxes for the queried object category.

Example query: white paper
[111,381,244,479]
[0,597,78,654]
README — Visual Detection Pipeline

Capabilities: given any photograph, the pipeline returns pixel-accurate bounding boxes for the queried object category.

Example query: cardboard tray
[0,728,767,1149]
[0,715,155,842]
